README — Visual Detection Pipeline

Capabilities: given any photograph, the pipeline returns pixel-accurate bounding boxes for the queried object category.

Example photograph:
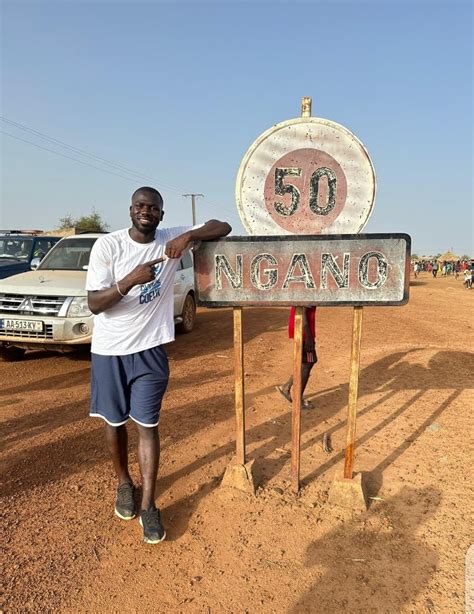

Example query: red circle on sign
[263,148,348,234]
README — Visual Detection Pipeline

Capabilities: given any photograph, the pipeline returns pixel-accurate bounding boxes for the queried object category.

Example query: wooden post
[233,307,245,465]
[343,306,363,479]
[290,98,312,495]
[291,307,304,493]
[221,306,255,494]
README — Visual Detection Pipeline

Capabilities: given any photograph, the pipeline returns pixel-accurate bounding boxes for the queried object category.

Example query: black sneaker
[114,482,136,520]
[139,507,166,544]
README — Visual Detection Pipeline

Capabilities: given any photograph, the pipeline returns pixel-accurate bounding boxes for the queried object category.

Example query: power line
[181,195,236,220]
[183,193,204,225]
[201,199,236,218]
[2,117,238,219]
[0,116,187,195]
[1,130,144,183]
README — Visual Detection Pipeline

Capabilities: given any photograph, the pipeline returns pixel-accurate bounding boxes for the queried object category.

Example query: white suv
[0,233,196,360]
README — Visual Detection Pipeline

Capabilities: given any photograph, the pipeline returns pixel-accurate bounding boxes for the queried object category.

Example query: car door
[173,259,186,316]
[180,251,194,294]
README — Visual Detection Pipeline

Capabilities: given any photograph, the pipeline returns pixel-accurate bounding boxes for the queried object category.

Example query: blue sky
[1,0,472,256]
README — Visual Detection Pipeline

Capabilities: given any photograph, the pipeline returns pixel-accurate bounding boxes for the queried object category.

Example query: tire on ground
[176,293,196,334]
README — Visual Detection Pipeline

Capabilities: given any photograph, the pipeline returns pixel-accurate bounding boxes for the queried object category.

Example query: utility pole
[183,193,204,225]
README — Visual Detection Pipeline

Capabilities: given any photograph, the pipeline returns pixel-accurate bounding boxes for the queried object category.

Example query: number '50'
[274,166,337,217]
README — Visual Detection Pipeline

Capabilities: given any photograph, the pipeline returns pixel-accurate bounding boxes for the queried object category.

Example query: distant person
[86,186,231,544]
[454,261,460,279]
[463,269,472,289]
[432,261,439,277]
[414,262,420,278]
[275,306,318,410]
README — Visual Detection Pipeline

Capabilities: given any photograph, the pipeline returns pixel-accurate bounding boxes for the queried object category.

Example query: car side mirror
[30,258,41,270]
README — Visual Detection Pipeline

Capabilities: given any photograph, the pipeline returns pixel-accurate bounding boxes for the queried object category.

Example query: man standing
[275,306,318,410]
[86,187,231,544]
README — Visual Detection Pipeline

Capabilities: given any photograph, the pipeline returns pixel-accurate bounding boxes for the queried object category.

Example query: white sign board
[236,117,376,236]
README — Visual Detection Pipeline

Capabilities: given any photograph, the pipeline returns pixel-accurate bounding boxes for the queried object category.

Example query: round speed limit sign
[235,117,376,235]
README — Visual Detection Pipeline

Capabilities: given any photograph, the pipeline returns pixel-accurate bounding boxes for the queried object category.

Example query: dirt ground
[1,272,473,613]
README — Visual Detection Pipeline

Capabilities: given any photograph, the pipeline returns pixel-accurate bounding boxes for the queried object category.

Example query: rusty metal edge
[194,233,411,308]
[197,299,409,307]
[195,232,411,244]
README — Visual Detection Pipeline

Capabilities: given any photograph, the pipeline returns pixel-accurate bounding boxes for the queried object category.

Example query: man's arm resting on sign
[87,257,165,315]
[165,219,232,259]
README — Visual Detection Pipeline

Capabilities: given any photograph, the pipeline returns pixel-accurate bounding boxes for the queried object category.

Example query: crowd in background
[412,259,474,288]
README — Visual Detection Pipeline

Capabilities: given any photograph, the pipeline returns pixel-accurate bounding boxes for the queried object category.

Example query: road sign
[235,117,376,236]
[195,233,410,306]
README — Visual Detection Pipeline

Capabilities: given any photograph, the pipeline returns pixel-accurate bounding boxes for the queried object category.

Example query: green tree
[460,254,471,261]
[58,210,109,232]
[411,253,419,260]
[58,214,75,230]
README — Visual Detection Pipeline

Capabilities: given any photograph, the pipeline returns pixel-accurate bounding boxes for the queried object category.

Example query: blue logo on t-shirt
[139,261,164,305]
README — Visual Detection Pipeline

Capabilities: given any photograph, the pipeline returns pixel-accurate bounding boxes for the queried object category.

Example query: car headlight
[66,296,92,317]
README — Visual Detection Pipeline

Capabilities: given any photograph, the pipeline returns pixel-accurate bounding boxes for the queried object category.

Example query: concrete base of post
[328,472,368,512]
[221,458,256,495]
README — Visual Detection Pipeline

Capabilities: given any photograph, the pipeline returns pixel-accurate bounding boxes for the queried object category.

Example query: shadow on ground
[1,342,470,541]
[291,486,441,613]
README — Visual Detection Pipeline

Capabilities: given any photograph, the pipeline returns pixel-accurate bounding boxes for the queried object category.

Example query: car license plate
[0,319,44,332]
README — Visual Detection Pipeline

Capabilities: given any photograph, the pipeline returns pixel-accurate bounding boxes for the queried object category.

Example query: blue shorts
[90,346,169,428]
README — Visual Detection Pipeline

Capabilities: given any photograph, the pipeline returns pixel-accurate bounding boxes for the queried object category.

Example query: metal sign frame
[194,233,410,308]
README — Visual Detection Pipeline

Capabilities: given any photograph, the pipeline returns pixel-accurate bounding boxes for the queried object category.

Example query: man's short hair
[132,186,163,206]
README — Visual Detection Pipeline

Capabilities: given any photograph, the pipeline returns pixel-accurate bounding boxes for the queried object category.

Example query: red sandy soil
[1,272,473,613]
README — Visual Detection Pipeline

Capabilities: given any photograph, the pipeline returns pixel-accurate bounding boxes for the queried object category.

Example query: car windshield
[38,237,98,270]
[0,238,34,261]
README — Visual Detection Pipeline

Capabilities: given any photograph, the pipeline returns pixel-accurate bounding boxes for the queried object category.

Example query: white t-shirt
[86,226,195,355]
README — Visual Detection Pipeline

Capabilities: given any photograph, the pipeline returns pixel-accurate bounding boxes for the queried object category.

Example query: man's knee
[136,424,159,440]
[105,423,127,435]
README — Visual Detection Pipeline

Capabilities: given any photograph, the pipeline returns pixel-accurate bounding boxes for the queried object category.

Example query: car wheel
[0,346,26,361]
[177,293,196,334]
